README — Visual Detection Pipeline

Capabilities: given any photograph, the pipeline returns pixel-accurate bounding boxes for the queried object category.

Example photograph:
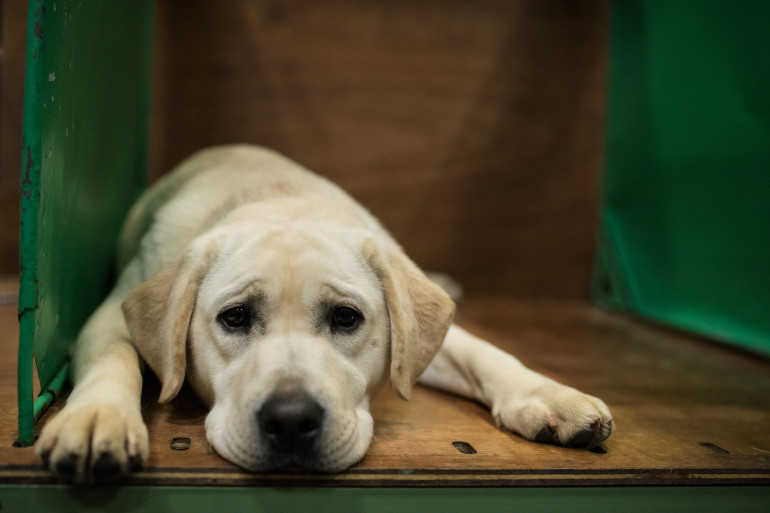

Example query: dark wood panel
[2,1,608,296]
[151,0,608,298]
[2,288,768,486]
[0,1,27,275]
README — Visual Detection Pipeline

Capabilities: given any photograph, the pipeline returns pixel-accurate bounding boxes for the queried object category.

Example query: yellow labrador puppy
[35,145,614,482]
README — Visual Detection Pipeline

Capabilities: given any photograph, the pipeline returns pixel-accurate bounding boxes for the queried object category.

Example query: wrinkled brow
[317,282,371,312]
[210,276,269,307]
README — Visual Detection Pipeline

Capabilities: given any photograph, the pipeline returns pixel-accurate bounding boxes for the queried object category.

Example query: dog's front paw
[493,383,614,449]
[35,401,149,483]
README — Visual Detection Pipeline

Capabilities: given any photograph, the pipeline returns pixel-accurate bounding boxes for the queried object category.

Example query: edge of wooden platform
[2,464,769,487]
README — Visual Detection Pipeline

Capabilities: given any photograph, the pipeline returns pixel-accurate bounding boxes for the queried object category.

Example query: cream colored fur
[35,145,613,482]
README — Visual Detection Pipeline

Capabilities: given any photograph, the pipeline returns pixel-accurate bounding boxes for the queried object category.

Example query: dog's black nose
[257,389,324,453]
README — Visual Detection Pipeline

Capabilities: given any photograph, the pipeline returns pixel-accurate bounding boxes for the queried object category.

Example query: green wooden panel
[594,0,770,355]
[0,485,769,513]
[18,0,154,445]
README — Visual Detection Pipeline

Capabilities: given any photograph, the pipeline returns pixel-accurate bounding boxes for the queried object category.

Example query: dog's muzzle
[257,388,325,457]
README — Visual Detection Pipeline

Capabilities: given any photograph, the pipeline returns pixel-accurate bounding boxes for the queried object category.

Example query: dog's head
[122,216,454,472]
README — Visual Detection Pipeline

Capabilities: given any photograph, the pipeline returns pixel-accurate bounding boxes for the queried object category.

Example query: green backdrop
[594,0,770,356]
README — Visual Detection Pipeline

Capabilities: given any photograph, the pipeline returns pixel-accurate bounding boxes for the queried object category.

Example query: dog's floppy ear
[122,241,216,403]
[364,238,455,400]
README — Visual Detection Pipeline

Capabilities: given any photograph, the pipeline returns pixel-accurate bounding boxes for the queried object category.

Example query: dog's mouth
[258,447,328,473]
[218,430,358,474]
[255,414,361,473]
[206,387,374,473]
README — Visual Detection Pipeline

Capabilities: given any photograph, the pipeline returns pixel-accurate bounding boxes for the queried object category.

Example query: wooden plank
[150,0,608,299]
[1,287,768,486]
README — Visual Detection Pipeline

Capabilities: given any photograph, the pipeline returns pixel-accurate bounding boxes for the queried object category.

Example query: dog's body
[36,145,614,482]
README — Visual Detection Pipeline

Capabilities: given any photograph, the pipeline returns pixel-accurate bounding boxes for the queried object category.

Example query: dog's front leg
[419,325,614,448]
[35,267,149,483]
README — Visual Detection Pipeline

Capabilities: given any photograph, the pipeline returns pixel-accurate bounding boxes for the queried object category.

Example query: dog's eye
[331,306,362,332]
[219,306,251,330]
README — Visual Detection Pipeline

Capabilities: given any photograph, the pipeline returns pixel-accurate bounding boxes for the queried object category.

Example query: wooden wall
[3,0,608,299]
[151,0,608,298]
[0,0,27,277]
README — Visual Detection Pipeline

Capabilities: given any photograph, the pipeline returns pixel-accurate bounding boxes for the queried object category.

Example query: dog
[35,145,614,482]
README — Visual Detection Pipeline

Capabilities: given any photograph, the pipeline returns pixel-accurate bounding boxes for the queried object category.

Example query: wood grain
[0,1,27,275]
[2,291,768,486]
[151,0,608,299]
[3,1,607,297]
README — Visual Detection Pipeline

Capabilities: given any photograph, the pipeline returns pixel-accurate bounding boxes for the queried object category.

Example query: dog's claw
[128,454,144,472]
[535,426,557,444]
[39,449,51,468]
[566,428,595,448]
[54,453,80,482]
[92,452,123,481]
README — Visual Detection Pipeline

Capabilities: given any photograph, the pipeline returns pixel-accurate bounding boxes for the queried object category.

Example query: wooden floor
[1,278,769,487]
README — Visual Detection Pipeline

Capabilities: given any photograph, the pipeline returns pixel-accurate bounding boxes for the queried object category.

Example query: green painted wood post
[17,0,154,445]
